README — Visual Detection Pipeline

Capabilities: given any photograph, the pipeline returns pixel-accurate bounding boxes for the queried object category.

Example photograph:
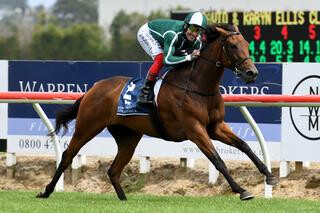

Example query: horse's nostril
[246,70,255,77]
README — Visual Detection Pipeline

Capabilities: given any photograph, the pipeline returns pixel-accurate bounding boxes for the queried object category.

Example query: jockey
[137,11,208,105]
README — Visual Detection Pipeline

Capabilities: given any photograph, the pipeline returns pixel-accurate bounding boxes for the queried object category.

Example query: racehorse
[37,24,277,201]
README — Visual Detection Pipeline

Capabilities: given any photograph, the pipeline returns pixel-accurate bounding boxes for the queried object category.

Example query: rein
[165,79,217,97]
[162,66,217,97]
[197,55,222,68]
[178,60,196,106]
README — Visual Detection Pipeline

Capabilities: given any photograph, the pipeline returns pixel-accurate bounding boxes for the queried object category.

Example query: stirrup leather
[138,87,153,104]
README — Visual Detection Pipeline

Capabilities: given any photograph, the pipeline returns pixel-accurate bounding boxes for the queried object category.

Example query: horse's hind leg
[209,122,277,186]
[37,114,106,198]
[107,125,142,200]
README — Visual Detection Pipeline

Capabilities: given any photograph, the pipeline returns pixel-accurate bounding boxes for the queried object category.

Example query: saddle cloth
[116,77,164,115]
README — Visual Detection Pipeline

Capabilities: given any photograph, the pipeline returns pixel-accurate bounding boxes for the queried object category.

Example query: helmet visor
[188,25,204,34]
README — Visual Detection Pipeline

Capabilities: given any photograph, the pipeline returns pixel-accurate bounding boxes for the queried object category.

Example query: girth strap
[147,102,172,141]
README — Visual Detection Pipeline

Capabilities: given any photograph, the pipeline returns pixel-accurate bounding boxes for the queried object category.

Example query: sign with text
[281,63,320,162]
[172,11,320,62]
[6,61,282,160]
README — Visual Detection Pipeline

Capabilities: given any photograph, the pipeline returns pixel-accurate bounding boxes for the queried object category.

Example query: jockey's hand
[186,49,201,61]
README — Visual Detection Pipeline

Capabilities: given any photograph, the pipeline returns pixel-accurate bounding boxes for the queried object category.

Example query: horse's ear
[233,25,240,32]
[205,26,220,43]
[215,26,229,36]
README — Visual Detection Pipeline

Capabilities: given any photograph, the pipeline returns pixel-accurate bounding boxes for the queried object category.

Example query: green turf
[0,191,319,213]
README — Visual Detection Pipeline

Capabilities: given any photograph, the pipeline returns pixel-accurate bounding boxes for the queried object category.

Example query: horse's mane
[205,23,237,43]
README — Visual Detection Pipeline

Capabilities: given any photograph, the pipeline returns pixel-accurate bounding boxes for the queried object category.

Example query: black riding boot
[137,79,155,105]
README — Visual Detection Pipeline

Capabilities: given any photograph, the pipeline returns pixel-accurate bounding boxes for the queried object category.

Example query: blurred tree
[0,0,27,12]
[30,23,108,60]
[0,3,176,61]
[0,30,20,59]
[0,4,31,59]
[52,0,98,27]
[147,9,170,20]
[30,24,64,59]
[60,23,108,60]
[108,10,145,60]
[107,9,168,61]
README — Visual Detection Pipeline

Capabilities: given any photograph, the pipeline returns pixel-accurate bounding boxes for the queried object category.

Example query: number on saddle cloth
[117,78,163,115]
[117,78,150,115]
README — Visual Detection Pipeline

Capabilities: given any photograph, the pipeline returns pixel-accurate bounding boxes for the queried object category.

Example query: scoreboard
[171,11,320,62]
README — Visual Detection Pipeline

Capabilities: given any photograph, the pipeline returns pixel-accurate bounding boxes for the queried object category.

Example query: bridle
[198,31,252,76]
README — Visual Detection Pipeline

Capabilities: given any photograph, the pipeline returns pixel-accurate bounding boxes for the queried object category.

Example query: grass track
[0,190,319,213]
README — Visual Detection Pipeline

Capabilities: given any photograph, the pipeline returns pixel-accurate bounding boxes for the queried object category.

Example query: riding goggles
[188,25,203,34]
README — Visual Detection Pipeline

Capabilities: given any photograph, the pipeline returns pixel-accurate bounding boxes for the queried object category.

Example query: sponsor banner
[7,118,280,158]
[7,118,279,139]
[281,63,320,162]
[8,135,118,156]
[8,118,110,137]
[7,135,280,161]
[8,61,282,122]
[7,61,282,158]
[137,139,280,161]
[8,61,142,118]
[7,117,279,143]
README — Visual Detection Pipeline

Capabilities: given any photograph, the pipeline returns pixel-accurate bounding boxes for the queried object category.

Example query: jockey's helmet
[184,12,208,29]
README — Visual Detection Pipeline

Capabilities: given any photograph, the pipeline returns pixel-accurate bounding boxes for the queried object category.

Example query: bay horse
[37,24,277,201]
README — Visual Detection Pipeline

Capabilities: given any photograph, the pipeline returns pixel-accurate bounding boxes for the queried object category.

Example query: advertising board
[281,63,320,162]
[5,61,282,160]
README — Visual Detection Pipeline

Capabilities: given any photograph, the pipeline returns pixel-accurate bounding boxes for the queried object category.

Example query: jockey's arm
[163,32,189,65]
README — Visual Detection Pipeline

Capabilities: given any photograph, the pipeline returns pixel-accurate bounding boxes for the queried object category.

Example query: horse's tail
[53,96,83,136]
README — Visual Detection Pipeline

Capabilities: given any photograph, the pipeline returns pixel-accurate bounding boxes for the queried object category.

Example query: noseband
[199,31,252,76]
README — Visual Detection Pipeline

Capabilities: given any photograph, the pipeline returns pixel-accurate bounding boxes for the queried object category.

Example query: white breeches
[137,23,163,59]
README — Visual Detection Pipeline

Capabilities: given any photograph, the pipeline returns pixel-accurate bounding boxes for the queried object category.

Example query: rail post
[239,106,272,198]
[32,103,64,191]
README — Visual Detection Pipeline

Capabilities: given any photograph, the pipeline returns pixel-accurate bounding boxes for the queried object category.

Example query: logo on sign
[290,75,320,140]
[18,81,89,92]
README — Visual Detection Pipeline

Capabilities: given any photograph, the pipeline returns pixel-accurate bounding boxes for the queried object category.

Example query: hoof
[36,192,48,199]
[266,176,278,186]
[118,195,127,201]
[240,191,254,201]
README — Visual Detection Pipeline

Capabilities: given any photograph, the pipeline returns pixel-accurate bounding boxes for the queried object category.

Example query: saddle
[117,77,170,140]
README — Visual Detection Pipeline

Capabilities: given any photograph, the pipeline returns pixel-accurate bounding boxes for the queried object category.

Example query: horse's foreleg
[187,123,253,200]
[107,125,142,200]
[209,122,277,186]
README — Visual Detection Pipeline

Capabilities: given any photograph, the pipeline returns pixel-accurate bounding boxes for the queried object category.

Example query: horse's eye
[231,45,238,49]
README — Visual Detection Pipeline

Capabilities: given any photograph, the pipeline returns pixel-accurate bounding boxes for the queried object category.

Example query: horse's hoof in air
[240,191,254,201]
[266,176,278,186]
[36,192,48,199]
